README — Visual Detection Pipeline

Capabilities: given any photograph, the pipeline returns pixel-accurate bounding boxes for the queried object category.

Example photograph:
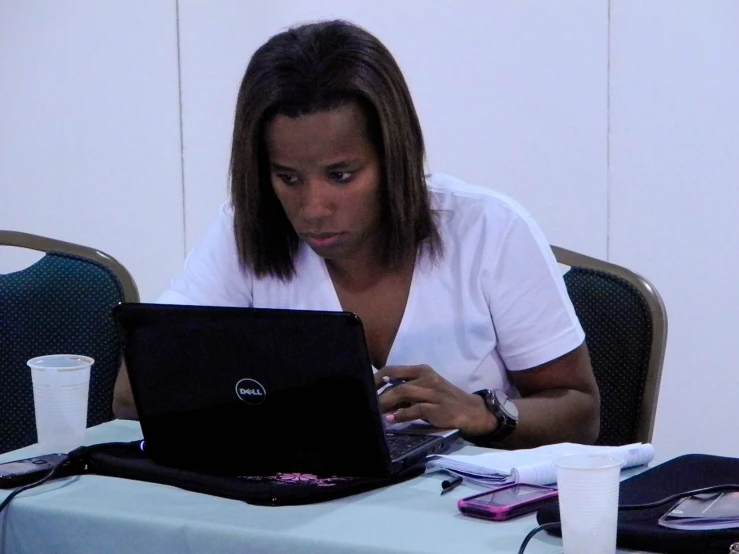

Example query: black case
[85,441,424,506]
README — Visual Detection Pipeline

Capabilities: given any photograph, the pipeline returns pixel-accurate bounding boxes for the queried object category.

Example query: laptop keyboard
[386,433,437,460]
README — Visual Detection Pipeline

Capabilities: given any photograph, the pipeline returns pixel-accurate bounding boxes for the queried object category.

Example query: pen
[440,475,464,495]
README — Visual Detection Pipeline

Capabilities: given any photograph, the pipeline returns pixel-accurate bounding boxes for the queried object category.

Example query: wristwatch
[471,389,519,445]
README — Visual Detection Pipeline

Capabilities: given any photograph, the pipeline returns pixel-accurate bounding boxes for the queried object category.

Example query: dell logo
[235,378,266,405]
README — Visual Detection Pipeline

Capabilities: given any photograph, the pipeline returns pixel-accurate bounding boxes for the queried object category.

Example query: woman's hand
[373,344,600,448]
[374,364,497,436]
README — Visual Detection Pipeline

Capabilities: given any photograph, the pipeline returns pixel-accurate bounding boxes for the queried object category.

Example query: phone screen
[472,484,555,506]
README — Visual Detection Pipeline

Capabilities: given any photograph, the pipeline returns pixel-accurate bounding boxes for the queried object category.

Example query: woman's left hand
[373,364,496,436]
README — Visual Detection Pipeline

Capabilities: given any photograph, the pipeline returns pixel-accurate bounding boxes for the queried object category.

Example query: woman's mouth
[304,232,343,249]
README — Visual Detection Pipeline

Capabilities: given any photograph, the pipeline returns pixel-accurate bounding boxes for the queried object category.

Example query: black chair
[552,246,667,446]
[0,231,139,454]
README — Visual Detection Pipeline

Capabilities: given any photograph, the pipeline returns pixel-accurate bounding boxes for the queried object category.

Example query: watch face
[494,390,519,419]
[505,400,519,419]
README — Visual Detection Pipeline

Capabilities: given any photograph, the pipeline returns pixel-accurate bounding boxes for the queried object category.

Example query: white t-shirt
[158,173,585,396]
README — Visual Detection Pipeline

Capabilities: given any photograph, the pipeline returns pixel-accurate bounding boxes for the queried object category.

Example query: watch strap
[469,389,518,446]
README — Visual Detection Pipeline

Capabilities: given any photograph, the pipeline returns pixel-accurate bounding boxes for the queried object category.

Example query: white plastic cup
[554,453,624,554]
[27,354,94,454]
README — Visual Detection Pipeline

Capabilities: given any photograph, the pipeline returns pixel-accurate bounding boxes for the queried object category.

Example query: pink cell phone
[457,483,558,521]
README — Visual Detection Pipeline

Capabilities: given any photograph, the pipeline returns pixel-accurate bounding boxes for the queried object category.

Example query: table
[0,421,646,554]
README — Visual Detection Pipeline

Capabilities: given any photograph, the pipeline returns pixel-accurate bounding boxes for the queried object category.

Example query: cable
[517,522,560,554]
[517,484,739,554]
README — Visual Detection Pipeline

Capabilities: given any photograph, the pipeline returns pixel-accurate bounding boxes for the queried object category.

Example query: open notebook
[427,442,655,487]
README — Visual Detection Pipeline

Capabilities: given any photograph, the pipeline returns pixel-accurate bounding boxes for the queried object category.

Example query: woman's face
[266,101,383,268]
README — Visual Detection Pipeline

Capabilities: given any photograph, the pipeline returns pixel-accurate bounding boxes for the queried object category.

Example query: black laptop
[113,303,458,478]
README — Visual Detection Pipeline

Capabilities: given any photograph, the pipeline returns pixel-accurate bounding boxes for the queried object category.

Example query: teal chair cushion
[563,266,653,446]
[0,251,125,453]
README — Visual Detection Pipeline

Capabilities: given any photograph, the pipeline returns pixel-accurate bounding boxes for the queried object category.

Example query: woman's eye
[330,171,353,184]
[278,174,300,185]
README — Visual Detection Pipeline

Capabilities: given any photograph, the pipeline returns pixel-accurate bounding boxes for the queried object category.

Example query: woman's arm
[500,342,600,448]
[112,361,138,420]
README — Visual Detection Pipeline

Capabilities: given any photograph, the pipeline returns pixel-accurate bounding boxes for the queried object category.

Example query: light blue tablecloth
[0,421,646,554]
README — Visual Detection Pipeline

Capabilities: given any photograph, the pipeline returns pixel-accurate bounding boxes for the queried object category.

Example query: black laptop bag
[537,454,739,554]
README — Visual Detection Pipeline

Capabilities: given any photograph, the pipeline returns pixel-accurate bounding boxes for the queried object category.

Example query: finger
[380,364,431,381]
[381,376,405,391]
[377,383,437,413]
[374,373,405,392]
[373,370,386,389]
[377,386,405,413]
[385,403,433,424]
[374,364,423,389]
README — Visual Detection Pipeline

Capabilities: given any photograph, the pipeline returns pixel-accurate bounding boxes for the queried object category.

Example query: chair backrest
[0,231,139,454]
[552,246,667,446]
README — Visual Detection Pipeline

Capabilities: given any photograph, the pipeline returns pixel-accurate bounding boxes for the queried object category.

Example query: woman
[113,19,600,448]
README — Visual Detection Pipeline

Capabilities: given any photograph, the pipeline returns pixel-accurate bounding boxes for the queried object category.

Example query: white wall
[3,1,738,462]
[179,0,608,259]
[0,1,184,302]
[609,0,739,463]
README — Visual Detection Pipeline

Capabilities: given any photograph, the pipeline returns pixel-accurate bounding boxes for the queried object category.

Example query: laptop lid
[114,303,437,477]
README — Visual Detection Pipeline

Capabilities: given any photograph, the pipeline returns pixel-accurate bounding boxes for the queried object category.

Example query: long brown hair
[230,19,441,279]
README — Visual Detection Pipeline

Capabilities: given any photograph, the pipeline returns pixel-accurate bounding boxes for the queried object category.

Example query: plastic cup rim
[27,354,95,372]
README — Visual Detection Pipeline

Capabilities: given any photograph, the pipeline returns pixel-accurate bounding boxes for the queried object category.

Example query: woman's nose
[300,180,334,221]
